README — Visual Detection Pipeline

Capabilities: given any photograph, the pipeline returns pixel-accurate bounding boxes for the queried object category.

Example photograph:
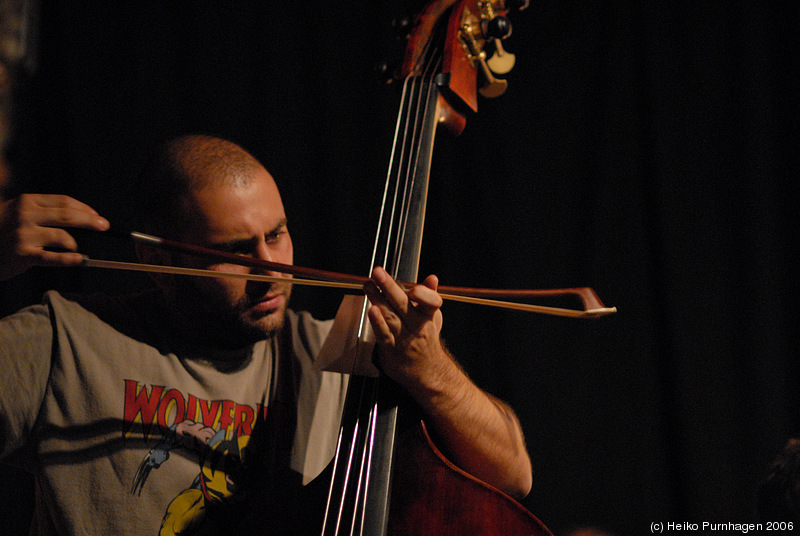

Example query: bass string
[322,52,440,531]
[320,70,414,536]
[319,34,444,535]
[347,42,445,536]
[392,53,442,281]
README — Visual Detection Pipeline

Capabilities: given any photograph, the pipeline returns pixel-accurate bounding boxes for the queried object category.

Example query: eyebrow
[268,218,289,236]
[209,218,288,253]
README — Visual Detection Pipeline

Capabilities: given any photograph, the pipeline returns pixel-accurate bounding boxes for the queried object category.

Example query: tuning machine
[479,1,516,75]
[457,19,506,98]
[457,1,522,98]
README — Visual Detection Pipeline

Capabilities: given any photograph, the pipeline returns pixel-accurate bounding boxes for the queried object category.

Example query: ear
[135,243,175,290]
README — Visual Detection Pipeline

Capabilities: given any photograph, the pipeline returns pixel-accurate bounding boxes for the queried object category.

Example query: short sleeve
[0,301,54,461]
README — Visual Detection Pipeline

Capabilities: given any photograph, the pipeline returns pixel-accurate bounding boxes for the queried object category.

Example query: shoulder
[0,290,95,331]
[42,289,135,316]
[40,289,165,347]
[0,290,134,356]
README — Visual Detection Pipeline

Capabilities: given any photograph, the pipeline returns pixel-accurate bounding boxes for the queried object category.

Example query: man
[0,135,532,535]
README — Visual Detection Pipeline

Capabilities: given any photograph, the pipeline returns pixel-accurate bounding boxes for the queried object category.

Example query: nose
[253,239,282,278]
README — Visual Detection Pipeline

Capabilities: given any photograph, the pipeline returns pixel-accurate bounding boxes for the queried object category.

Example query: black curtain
[2,2,799,535]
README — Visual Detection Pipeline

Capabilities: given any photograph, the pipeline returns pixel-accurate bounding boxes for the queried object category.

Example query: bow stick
[79,229,616,319]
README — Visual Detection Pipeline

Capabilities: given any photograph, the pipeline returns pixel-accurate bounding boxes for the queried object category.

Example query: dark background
[2,2,799,535]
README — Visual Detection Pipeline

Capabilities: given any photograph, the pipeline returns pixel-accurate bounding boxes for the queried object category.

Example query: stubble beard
[171,276,293,349]
[236,280,293,341]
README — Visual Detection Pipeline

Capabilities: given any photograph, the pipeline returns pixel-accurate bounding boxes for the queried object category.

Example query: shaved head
[135,135,266,238]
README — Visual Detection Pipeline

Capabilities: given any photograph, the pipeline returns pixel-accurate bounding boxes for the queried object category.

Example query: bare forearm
[364,268,533,498]
[404,348,533,499]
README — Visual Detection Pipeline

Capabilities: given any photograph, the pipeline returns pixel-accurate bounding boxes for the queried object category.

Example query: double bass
[315,1,554,535]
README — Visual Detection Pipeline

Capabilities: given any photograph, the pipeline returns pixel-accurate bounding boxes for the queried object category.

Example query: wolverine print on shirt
[123,380,268,536]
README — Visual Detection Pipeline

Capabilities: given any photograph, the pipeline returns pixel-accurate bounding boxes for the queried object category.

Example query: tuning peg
[459,21,509,98]
[484,15,513,40]
[486,40,515,75]
[479,11,516,75]
[478,64,508,98]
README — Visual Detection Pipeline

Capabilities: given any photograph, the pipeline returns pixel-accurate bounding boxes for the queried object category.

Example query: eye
[265,229,286,244]
[231,245,255,255]
[213,240,256,256]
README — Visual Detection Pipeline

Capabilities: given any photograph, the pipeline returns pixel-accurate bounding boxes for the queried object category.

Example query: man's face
[166,168,294,348]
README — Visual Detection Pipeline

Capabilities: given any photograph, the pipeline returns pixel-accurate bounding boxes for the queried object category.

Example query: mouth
[250,292,284,314]
[241,279,293,319]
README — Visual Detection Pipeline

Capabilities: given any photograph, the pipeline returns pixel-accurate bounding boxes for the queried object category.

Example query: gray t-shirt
[0,290,348,535]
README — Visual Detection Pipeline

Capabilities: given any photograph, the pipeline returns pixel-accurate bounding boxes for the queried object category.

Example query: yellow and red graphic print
[123,380,267,535]
[122,380,267,441]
